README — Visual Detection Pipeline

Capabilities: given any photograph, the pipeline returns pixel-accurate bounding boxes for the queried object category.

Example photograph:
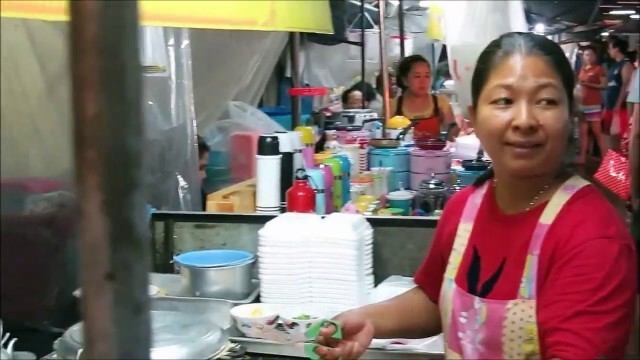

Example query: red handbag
[593,150,631,200]
[602,108,629,136]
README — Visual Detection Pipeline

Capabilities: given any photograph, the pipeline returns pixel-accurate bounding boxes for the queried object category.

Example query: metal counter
[231,337,444,359]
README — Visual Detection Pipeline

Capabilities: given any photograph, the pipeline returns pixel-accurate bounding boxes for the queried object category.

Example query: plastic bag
[346,12,380,63]
[203,101,285,153]
[444,1,528,117]
[201,102,285,192]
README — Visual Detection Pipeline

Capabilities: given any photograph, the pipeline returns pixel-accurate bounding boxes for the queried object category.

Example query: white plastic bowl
[279,306,333,337]
[230,303,280,337]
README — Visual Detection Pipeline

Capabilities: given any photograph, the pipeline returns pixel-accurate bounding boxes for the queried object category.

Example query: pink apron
[439,176,589,359]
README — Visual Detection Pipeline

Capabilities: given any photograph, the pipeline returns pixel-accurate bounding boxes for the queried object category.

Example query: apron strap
[443,181,491,279]
[518,175,590,299]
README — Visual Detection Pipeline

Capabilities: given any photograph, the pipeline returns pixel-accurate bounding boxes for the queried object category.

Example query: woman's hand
[314,311,375,360]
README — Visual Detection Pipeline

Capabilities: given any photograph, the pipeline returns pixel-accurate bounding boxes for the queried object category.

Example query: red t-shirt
[579,65,605,107]
[414,183,637,359]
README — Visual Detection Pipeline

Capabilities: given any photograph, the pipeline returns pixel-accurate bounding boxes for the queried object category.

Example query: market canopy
[0,0,334,33]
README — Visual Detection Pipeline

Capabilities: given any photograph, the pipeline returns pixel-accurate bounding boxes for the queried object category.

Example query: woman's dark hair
[197,135,210,158]
[470,32,575,186]
[349,81,377,102]
[581,45,597,54]
[341,87,360,104]
[608,36,629,54]
[396,54,431,91]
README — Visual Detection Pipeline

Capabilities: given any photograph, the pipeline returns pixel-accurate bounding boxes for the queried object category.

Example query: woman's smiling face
[472,54,570,178]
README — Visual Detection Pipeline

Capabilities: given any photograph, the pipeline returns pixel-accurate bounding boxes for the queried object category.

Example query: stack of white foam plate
[257,212,374,310]
[257,213,323,305]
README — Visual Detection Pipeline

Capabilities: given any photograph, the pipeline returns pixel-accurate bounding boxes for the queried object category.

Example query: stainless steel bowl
[177,257,255,300]
[54,310,228,360]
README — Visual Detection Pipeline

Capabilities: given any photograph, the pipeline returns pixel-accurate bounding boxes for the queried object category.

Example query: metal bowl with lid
[54,310,228,359]
[417,175,448,215]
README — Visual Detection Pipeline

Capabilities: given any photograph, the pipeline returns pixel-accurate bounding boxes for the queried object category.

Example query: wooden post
[70,1,151,357]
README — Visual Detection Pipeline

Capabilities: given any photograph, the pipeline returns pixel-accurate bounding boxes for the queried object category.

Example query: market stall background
[0,0,332,212]
[2,0,637,195]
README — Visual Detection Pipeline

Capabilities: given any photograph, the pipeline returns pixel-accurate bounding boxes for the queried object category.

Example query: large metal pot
[174,250,256,301]
[54,310,228,360]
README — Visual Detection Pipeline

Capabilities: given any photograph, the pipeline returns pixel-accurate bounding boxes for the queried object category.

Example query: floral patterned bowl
[279,307,331,337]
[230,303,280,337]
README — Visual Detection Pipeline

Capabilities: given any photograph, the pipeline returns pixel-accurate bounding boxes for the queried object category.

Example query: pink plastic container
[409,148,451,190]
[410,148,451,174]
[336,130,370,145]
[230,131,259,181]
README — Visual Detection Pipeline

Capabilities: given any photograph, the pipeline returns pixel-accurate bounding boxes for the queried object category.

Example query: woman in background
[362,72,396,117]
[315,32,636,360]
[576,45,607,165]
[348,81,376,110]
[341,87,367,110]
[391,55,454,139]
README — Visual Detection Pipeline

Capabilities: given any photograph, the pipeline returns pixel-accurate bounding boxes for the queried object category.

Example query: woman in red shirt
[316,33,637,359]
[576,45,608,165]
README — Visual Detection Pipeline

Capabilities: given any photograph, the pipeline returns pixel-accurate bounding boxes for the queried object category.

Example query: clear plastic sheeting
[200,102,285,193]
[0,19,73,182]
[190,30,288,132]
[202,102,286,147]
[142,26,200,211]
[0,18,77,328]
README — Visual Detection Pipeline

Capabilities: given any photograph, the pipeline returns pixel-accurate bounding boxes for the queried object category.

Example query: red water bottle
[286,169,316,213]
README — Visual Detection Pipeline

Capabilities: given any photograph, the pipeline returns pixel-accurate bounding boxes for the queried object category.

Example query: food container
[392,171,410,191]
[410,171,450,191]
[229,132,260,182]
[385,116,412,141]
[368,147,410,172]
[351,176,374,197]
[409,148,451,190]
[230,303,280,337]
[417,177,448,215]
[340,109,378,126]
[369,138,400,149]
[386,190,416,216]
[410,148,451,175]
[455,159,490,186]
[369,148,409,191]
[54,310,228,359]
[414,138,447,151]
[174,250,256,300]
[279,306,329,337]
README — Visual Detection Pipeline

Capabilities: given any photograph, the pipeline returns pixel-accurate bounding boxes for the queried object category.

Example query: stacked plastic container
[257,212,374,310]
